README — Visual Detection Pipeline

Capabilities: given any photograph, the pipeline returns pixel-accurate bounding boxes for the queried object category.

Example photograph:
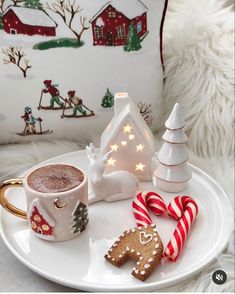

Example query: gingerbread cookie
[104,224,163,281]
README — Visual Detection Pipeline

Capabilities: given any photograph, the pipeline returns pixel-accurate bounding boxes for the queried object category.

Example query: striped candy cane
[132,191,167,227]
[163,196,198,262]
[132,192,198,262]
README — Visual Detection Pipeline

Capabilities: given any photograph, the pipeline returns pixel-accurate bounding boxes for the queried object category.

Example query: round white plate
[0,150,233,292]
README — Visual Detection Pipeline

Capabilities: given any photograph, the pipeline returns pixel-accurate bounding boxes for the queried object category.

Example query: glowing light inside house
[107,158,116,166]
[110,144,119,152]
[123,124,132,133]
[136,163,145,171]
[129,134,135,140]
[136,144,144,151]
[121,141,127,146]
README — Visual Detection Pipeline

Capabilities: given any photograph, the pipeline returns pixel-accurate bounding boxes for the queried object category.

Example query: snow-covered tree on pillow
[0,0,168,143]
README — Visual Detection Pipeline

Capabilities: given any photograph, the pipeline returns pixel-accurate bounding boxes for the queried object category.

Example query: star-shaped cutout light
[136,144,144,151]
[135,163,145,171]
[123,124,132,133]
[110,144,119,152]
[107,158,116,166]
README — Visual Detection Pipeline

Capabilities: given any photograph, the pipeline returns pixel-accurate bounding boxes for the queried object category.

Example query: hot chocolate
[27,164,84,193]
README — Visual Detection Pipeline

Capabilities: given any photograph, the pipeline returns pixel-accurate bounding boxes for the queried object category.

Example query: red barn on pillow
[90,0,148,46]
[2,6,57,36]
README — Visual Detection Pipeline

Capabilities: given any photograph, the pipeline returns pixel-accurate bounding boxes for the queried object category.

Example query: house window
[108,11,116,17]
[117,26,125,39]
[94,26,103,39]
[136,21,142,33]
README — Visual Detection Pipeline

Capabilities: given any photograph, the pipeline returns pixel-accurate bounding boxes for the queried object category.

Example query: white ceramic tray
[0,150,233,292]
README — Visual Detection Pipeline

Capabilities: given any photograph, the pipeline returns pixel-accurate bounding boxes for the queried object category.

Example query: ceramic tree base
[156,178,187,193]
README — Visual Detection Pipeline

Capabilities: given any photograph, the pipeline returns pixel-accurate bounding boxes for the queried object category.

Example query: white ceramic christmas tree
[154,103,192,192]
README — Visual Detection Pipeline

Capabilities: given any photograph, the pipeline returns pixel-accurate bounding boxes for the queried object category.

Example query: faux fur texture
[0,139,234,292]
[162,0,234,157]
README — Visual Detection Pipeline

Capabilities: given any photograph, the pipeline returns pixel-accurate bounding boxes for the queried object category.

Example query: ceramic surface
[0,150,233,292]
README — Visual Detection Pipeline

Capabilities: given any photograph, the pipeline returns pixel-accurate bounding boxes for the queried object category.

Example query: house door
[106,31,114,46]
[10,28,17,34]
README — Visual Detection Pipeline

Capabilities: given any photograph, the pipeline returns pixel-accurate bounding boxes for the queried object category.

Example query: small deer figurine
[86,143,139,203]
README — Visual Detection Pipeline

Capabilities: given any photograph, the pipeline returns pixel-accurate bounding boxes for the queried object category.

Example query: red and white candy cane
[164,195,198,262]
[132,192,198,262]
[132,191,167,227]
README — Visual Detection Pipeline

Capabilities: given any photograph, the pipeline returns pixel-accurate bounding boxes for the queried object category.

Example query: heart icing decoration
[139,231,153,245]
[132,191,198,262]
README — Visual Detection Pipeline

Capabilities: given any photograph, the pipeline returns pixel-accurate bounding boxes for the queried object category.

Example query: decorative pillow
[0,0,168,144]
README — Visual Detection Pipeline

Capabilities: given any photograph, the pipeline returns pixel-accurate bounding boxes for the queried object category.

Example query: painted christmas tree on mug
[154,103,192,192]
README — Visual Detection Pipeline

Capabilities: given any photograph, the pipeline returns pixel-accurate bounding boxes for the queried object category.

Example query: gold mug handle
[0,178,27,219]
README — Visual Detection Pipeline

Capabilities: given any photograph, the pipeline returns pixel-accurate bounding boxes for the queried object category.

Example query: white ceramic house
[100,92,155,181]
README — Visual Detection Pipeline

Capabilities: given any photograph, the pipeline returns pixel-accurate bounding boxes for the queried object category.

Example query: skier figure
[42,80,64,108]
[67,90,86,116]
[21,106,42,134]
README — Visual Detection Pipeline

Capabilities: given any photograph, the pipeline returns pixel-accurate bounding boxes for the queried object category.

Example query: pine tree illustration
[124,22,142,52]
[72,202,88,234]
[101,88,114,108]
[25,0,43,10]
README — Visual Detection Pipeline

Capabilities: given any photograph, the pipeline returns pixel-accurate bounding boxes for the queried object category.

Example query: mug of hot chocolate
[0,163,88,241]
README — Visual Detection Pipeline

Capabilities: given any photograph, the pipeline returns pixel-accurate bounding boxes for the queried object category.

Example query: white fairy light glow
[136,144,144,151]
[121,141,127,146]
[129,134,135,140]
[107,158,116,166]
[110,144,119,151]
[123,124,132,133]
[136,163,145,171]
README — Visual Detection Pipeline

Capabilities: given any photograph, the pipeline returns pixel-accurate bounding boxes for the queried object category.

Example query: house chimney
[114,92,130,116]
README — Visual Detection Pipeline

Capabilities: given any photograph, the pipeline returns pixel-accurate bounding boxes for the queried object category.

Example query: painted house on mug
[2,6,57,36]
[100,93,155,181]
[89,0,148,46]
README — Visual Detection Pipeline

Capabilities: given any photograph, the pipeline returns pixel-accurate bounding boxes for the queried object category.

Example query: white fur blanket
[162,0,234,158]
[0,138,234,292]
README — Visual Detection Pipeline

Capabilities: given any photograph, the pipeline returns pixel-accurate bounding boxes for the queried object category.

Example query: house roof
[4,6,57,27]
[90,0,148,23]
[101,95,155,154]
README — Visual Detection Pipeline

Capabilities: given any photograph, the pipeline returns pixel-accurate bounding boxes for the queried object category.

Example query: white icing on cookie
[155,244,160,249]
[140,271,146,275]
[152,251,157,255]
[140,231,153,245]
[148,258,154,262]
[144,263,150,269]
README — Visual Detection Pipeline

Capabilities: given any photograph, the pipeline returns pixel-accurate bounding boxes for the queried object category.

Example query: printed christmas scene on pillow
[0,0,167,144]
